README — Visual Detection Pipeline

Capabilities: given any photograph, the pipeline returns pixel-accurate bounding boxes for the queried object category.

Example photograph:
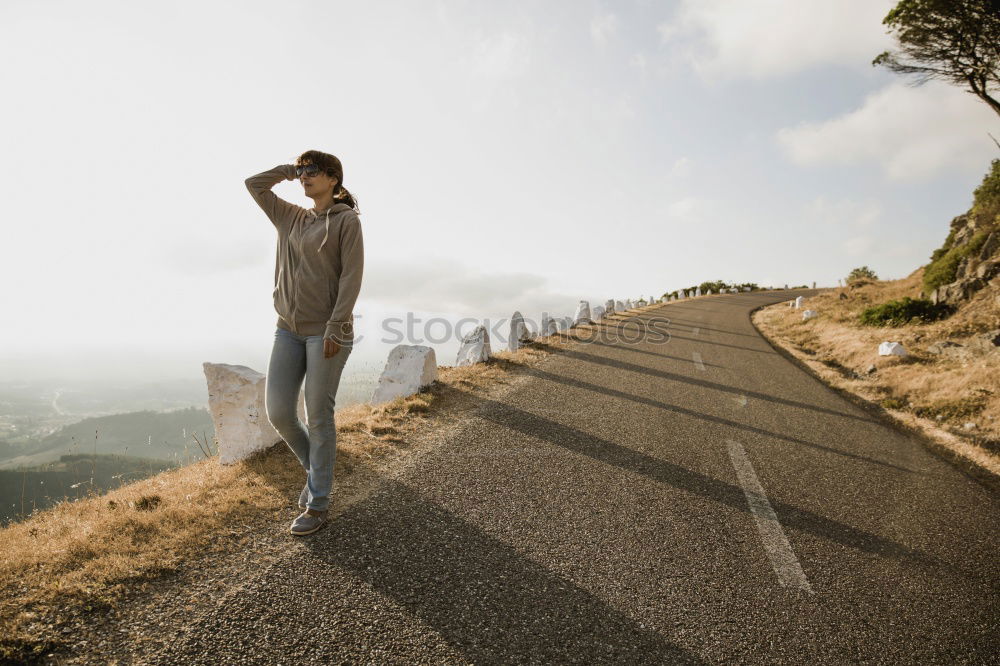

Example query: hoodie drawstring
[317,208,331,253]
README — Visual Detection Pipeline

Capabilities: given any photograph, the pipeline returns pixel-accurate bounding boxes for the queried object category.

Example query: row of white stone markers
[204,286,755,464]
[372,287,754,406]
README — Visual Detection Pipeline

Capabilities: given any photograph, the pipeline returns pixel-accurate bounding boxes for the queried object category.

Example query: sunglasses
[295,164,327,178]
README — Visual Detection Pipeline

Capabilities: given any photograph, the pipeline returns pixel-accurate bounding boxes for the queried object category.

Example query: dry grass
[0,307,667,663]
[753,270,1000,481]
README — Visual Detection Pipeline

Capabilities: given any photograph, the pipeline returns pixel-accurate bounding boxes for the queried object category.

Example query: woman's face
[299,161,338,199]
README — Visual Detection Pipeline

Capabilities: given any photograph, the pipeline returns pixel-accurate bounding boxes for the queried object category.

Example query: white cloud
[777,82,1000,181]
[665,196,713,223]
[469,30,531,78]
[158,235,267,274]
[658,0,893,79]
[590,13,618,48]
[361,257,576,315]
[803,197,881,257]
[804,196,880,229]
[667,156,692,179]
[844,235,875,256]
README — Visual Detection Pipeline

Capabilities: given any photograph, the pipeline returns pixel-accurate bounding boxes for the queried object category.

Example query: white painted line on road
[692,352,706,371]
[692,327,700,336]
[726,439,813,593]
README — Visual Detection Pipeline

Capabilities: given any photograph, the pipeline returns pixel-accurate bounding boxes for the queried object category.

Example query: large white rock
[455,325,491,366]
[573,300,592,326]
[615,300,625,312]
[878,341,908,357]
[508,311,527,352]
[557,316,572,332]
[695,287,702,297]
[794,296,804,309]
[592,304,606,321]
[203,363,306,465]
[604,299,615,314]
[371,345,438,405]
[706,289,712,295]
[624,300,633,309]
[802,310,818,321]
[743,287,751,292]
[540,313,557,336]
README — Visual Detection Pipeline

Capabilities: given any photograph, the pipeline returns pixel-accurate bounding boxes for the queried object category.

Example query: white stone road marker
[692,352,706,371]
[726,439,813,593]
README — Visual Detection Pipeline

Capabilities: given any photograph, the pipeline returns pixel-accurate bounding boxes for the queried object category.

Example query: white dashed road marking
[726,439,813,592]
[692,352,706,372]
[692,327,700,336]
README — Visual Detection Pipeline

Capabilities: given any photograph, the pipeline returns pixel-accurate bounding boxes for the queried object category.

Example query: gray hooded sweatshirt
[245,164,364,345]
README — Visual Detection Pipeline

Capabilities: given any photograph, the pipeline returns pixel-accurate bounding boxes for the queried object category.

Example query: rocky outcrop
[925,330,1000,360]
[929,214,1000,306]
[931,257,1000,305]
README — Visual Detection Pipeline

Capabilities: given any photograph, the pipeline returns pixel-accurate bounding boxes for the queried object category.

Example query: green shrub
[972,158,1000,224]
[923,229,990,292]
[858,297,953,326]
[928,226,959,264]
[912,396,987,421]
[847,266,878,283]
[881,398,908,410]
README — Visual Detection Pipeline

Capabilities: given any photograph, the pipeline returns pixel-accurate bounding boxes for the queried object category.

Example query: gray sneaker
[290,509,328,536]
[297,483,309,511]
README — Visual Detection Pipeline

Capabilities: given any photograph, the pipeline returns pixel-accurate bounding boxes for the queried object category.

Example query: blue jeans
[265,326,352,512]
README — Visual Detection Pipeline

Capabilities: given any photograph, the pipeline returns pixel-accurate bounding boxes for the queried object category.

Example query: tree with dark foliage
[873,0,1000,118]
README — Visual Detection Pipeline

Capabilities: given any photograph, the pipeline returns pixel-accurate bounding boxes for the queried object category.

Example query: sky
[1,0,998,388]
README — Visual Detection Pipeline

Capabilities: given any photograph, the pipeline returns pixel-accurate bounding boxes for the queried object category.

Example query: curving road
[76,291,1000,664]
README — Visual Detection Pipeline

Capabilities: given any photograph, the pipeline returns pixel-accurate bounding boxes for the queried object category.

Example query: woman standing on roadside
[244,150,364,536]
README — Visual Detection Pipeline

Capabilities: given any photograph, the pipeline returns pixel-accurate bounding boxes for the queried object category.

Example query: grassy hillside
[1,454,177,527]
[754,268,999,481]
[0,407,215,470]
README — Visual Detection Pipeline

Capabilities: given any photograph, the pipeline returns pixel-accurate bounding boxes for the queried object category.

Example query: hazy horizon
[2,0,997,388]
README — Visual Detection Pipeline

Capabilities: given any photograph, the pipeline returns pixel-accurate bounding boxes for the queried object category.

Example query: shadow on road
[310,480,704,664]
[458,393,953,575]
[519,366,922,476]
[552,347,885,429]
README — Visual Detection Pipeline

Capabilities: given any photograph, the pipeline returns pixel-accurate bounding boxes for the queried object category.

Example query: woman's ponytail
[333,183,360,214]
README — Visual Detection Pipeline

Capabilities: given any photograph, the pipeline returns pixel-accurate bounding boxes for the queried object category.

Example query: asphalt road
[81,291,1000,664]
